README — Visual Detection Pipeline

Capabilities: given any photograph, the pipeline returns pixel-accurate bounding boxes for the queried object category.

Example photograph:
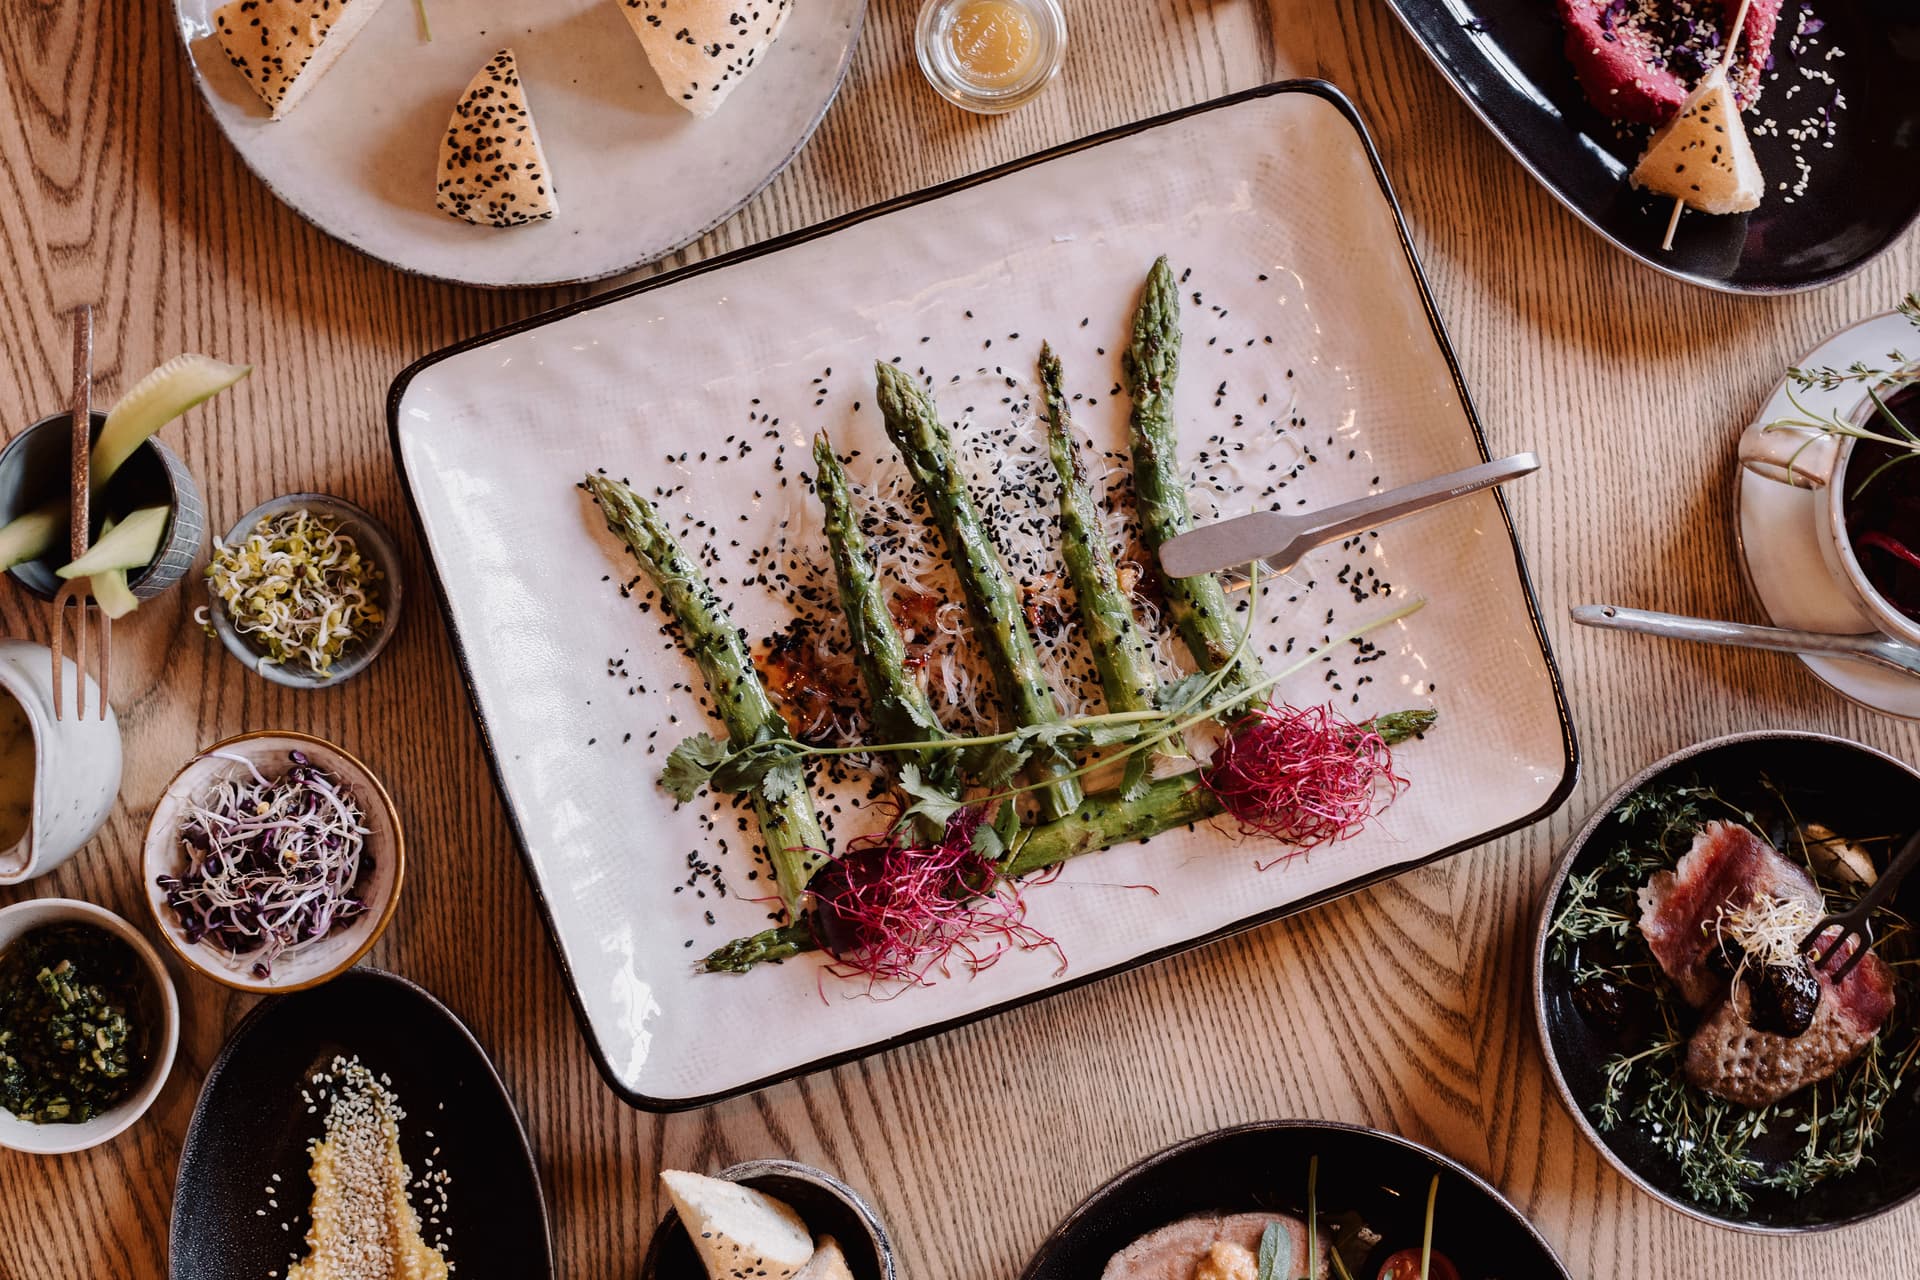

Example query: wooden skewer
[1660,0,1756,252]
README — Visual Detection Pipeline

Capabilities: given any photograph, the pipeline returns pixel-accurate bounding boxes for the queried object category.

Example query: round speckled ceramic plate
[169,968,551,1279]
[171,0,866,288]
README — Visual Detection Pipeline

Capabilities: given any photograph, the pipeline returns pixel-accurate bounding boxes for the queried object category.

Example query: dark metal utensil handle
[1804,828,1920,981]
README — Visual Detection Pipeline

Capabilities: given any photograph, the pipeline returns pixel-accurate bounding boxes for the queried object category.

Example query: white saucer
[1735,309,1920,720]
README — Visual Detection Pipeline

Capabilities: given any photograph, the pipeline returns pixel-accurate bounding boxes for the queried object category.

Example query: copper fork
[1803,827,1920,982]
[51,304,109,721]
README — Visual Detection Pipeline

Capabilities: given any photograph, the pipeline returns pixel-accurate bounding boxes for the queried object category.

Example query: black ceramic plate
[1380,0,1920,292]
[170,967,553,1278]
[1534,731,1920,1232]
[1022,1120,1567,1279]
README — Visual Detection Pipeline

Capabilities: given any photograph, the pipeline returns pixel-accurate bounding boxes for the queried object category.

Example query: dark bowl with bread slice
[1021,1120,1567,1280]
[640,1160,895,1280]
[1534,730,1920,1232]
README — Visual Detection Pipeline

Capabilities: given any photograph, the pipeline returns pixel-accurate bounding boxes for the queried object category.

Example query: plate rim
[167,964,556,1277]
[384,76,1582,1111]
[1015,1117,1572,1279]
[168,0,871,290]
[1377,0,1920,296]
[1529,728,1920,1234]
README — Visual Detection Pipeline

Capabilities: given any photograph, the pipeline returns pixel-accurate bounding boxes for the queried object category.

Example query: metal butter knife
[1572,604,1920,678]
[1157,452,1540,580]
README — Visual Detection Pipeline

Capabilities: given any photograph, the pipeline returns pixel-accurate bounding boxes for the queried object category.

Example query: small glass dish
[915,0,1066,115]
[203,492,404,688]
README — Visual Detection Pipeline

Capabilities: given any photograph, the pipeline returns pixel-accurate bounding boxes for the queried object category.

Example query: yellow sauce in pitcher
[946,0,1039,86]
[0,689,32,851]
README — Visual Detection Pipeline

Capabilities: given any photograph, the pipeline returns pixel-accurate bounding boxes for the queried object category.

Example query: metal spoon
[1571,604,1920,678]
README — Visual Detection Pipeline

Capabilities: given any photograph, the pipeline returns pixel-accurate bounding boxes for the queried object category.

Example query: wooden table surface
[3,1,1917,1276]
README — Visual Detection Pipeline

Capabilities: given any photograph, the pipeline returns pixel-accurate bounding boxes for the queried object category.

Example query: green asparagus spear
[812,434,955,790]
[872,361,1083,823]
[1041,344,1160,714]
[585,473,828,914]
[1123,256,1255,689]
[701,709,1437,972]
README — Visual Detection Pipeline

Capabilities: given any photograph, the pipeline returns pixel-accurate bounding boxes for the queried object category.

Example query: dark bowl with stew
[1835,381,1920,644]
[0,897,179,1154]
[1021,1120,1567,1280]
[1534,730,1920,1233]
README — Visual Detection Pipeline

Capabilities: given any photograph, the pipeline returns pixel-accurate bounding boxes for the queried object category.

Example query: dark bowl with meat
[1534,730,1920,1232]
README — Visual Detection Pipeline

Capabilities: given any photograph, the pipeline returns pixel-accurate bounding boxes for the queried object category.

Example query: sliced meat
[1638,821,1822,1008]
[1101,1212,1325,1280]
[1556,0,1783,126]
[1686,941,1897,1107]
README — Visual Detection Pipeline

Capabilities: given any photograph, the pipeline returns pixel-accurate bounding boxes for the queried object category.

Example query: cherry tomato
[1376,1248,1462,1280]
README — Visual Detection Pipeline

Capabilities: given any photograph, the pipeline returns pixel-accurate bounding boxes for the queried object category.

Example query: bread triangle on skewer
[435,49,559,228]
[212,0,390,120]
[1631,64,1763,216]
[617,0,795,118]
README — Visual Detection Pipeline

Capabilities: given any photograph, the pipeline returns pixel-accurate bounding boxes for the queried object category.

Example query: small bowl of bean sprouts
[199,493,404,688]
[141,731,403,993]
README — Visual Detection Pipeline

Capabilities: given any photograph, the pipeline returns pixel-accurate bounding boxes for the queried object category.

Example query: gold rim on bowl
[141,729,405,994]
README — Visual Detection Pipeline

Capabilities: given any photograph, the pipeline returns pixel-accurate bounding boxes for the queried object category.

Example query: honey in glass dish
[916,0,1066,114]
[1845,384,1920,624]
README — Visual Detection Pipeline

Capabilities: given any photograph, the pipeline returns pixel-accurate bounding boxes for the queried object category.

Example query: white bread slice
[661,1170,816,1280]
[616,0,794,118]
[212,0,388,120]
[1630,66,1763,215]
[435,49,559,228]
[794,1237,855,1280]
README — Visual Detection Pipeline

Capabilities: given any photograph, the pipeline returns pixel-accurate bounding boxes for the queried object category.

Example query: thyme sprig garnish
[662,589,1426,828]
[1548,775,1919,1211]
[1767,292,1920,497]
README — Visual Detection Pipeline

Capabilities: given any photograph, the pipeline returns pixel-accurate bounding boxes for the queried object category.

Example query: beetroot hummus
[1555,0,1783,125]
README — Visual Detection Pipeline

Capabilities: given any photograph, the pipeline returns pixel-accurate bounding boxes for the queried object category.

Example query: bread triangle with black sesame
[435,48,559,228]
[212,0,389,120]
[1630,65,1763,215]
[617,0,794,118]
[660,1169,815,1280]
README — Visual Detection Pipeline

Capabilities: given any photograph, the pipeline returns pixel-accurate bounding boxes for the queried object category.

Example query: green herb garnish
[0,924,152,1124]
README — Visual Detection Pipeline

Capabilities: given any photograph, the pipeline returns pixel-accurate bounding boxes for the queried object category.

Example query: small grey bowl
[640,1160,897,1280]
[205,493,404,688]
[0,410,205,603]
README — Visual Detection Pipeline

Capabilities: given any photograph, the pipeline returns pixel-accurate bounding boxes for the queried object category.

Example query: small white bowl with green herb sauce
[200,493,404,688]
[0,898,179,1155]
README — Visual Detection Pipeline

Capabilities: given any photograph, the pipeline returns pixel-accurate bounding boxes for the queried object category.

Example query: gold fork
[51,304,109,721]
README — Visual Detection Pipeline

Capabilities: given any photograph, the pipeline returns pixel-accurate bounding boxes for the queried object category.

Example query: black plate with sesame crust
[169,967,553,1279]
[1380,0,1920,293]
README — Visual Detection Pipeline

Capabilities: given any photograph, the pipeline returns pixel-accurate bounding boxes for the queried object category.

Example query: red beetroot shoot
[1198,701,1406,862]
[807,806,1061,987]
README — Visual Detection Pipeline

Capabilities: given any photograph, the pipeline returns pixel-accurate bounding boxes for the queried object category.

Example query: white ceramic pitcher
[0,637,121,884]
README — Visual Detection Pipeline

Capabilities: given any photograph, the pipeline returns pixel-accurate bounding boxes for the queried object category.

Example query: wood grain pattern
[1,0,1916,1276]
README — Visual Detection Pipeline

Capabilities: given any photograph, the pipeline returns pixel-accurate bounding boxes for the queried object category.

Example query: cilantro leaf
[660,732,729,802]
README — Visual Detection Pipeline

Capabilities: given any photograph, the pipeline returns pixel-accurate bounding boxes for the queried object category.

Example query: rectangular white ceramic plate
[391,83,1577,1109]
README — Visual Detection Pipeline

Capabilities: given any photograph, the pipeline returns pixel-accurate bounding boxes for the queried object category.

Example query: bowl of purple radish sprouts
[141,731,403,993]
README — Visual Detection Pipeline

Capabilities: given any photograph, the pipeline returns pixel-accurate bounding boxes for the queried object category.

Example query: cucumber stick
[88,516,140,620]
[0,353,249,569]
[90,354,250,495]
[0,506,63,572]
[56,506,167,579]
